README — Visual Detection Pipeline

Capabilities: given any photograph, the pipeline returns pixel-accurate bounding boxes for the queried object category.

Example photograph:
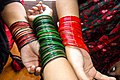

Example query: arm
[1,1,41,75]
[27,2,78,80]
[1,2,27,26]
[56,0,79,18]
[56,0,116,80]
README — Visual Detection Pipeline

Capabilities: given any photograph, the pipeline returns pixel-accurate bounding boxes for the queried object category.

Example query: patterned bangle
[10,21,30,31]
[16,33,35,45]
[10,21,37,50]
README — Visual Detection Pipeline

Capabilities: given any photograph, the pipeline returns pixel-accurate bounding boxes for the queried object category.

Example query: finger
[95,71,116,80]
[38,1,45,11]
[36,3,42,13]
[38,1,44,12]
[38,1,43,4]
[27,9,34,15]
[42,4,53,16]
[34,67,41,76]
[35,3,46,14]
[107,66,116,76]
[32,6,39,11]
[27,65,36,74]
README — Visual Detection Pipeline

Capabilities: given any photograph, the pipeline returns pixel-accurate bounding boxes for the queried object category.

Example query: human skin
[1,2,41,75]
[56,0,116,80]
[27,2,78,80]
[108,61,120,76]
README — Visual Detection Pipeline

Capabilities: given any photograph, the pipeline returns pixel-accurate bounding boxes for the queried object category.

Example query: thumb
[95,71,116,80]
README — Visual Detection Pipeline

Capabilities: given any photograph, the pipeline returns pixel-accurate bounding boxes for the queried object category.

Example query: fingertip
[27,65,36,74]
[30,6,38,13]
[95,71,116,80]
[38,1,43,4]
[34,67,41,76]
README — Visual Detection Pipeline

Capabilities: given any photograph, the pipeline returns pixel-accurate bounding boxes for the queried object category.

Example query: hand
[65,46,116,80]
[108,61,120,77]
[27,1,53,23]
[22,1,53,75]
[20,40,41,75]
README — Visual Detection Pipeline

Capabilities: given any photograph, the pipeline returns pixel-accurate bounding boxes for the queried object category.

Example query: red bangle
[58,16,89,52]
[12,26,29,35]
[59,27,82,35]
[58,21,82,32]
[59,30,82,39]
[10,21,37,50]
[17,33,35,44]
[10,21,30,31]
[19,37,37,49]
[63,38,89,52]
[14,29,33,40]
[59,16,81,24]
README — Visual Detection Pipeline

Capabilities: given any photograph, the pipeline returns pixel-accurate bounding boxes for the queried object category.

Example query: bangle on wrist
[33,15,66,70]
[10,21,37,50]
[58,16,89,52]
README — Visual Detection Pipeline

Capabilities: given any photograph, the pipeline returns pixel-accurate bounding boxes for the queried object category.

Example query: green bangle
[37,32,59,37]
[40,41,64,48]
[40,45,65,52]
[42,50,65,59]
[41,51,66,68]
[40,46,65,57]
[38,34,61,40]
[33,15,53,24]
[36,29,59,36]
[38,36,61,43]
[36,24,56,32]
[33,19,54,28]
[36,27,56,33]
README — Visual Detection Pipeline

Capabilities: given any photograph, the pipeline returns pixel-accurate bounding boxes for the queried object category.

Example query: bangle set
[10,21,37,49]
[58,16,89,52]
[33,15,66,69]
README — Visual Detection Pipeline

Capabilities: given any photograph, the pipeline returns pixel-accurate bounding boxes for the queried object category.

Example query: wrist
[10,21,37,50]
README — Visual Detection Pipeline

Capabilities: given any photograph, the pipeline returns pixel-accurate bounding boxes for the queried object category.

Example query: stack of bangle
[33,15,66,69]
[10,21,37,49]
[58,16,89,52]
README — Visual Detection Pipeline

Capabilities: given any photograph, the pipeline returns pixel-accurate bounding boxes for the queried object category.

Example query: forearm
[56,0,89,52]
[56,0,79,18]
[44,58,78,80]
[32,14,78,80]
[1,2,27,27]
[1,2,37,50]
